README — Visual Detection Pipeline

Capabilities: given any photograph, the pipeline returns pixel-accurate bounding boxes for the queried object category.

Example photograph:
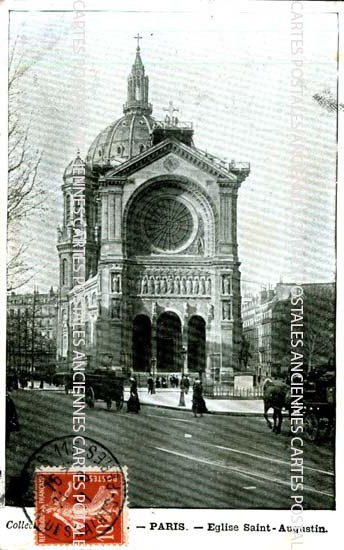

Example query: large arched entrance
[157,312,182,372]
[132,315,151,372]
[187,315,206,374]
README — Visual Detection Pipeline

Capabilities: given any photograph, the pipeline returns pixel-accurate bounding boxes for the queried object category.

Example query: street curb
[21,389,264,417]
[138,401,263,417]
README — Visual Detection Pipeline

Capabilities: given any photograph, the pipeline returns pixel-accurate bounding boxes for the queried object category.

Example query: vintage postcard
[0,0,342,548]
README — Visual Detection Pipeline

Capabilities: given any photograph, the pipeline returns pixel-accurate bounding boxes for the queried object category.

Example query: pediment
[102,138,237,182]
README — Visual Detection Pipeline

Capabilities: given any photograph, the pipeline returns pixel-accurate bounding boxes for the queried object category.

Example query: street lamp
[181,345,187,375]
[179,346,187,407]
[151,357,157,395]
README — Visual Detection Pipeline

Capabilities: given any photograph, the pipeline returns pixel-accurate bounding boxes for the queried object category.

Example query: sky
[7,5,338,294]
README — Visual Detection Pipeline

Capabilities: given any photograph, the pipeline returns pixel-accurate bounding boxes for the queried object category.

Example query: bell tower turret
[123,34,152,115]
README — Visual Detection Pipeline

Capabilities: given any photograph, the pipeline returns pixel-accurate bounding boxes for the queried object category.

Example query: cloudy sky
[8,3,338,293]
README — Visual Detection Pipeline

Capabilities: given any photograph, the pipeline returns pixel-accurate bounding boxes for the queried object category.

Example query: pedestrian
[161,376,167,388]
[184,375,190,395]
[155,376,161,389]
[19,375,27,389]
[127,377,140,413]
[6,392,19,447]
[147,374,154,394]
[192,379,207,417]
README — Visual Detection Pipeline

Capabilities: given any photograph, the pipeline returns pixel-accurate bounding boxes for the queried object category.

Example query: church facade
[56,44,250,382]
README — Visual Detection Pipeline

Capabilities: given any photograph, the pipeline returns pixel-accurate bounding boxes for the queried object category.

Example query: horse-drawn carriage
[84,369,125,411]
[263,367,335,442]
[59,368,125,411]
[303,371,335,442]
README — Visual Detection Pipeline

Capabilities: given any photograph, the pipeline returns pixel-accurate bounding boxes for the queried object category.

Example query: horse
[262,378,290,434]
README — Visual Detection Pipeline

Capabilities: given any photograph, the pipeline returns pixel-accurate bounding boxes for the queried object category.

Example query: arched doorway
[188,316,206,374]
[157,312,182,372]
[132,315,151,372]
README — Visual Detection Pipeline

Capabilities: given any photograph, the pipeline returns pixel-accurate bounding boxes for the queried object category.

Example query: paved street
[6,390,334,509]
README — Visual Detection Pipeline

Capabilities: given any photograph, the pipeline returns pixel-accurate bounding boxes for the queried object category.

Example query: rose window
[142,196,196,253]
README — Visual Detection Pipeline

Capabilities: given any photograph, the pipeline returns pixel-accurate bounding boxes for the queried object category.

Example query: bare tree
[7,42,46,291]
[302,287,335,372]
[313,87,344,113]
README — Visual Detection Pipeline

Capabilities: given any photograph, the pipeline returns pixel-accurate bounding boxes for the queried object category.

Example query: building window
[62,259,68,286]
[65,194,71,224]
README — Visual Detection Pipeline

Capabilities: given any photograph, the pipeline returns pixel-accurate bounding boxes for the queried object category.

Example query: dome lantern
[123,34,152,116]
[86,38,155,172]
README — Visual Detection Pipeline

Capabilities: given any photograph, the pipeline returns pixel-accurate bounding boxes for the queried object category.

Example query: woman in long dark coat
[192,380,207,417]
[127,378,141,413]
[6,393,19,446]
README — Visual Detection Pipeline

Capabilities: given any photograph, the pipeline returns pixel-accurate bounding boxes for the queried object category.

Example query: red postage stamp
[34,469,126,545]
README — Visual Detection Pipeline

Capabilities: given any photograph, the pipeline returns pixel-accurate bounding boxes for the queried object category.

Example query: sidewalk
[20,383,264,416]
[124,388,264,416]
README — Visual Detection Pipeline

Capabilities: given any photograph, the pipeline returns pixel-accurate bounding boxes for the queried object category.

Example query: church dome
[86,42,155,171]
[63,150,92,182]
[85,112,155,170]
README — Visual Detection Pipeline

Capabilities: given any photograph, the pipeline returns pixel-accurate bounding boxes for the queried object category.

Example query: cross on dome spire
[134,33,142,50]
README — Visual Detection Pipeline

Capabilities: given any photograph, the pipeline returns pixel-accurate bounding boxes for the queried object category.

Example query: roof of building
[85,44,156,172]
[63,150,93,180]
[85,112,155,171]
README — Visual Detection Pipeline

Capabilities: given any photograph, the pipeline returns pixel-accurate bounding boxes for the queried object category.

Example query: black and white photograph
[0,1,341,548]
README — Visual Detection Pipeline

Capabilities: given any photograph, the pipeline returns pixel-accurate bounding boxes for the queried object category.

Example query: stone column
[231,189,238,258]
[151,315,157,376]
[182,317,188,375]
[100,192,108,241]
[218,179,234,256]
[114,192,122,240]
[108,192,115,240]
[110,178,125,241]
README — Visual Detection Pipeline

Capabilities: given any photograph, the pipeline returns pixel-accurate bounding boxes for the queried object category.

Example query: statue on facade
[193,278,199,295]
[112,300,121,319]
[223,302,231,320]
[197,236,204,255]
[167,277,173,294]
[149,277,155,294]
[181,277,187,295]
[113,273,121,293]
[161,277,167,294]
[200,278,206,295]
[141,277,148,294]
[223,275,230,295]
[207,304,214,320]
